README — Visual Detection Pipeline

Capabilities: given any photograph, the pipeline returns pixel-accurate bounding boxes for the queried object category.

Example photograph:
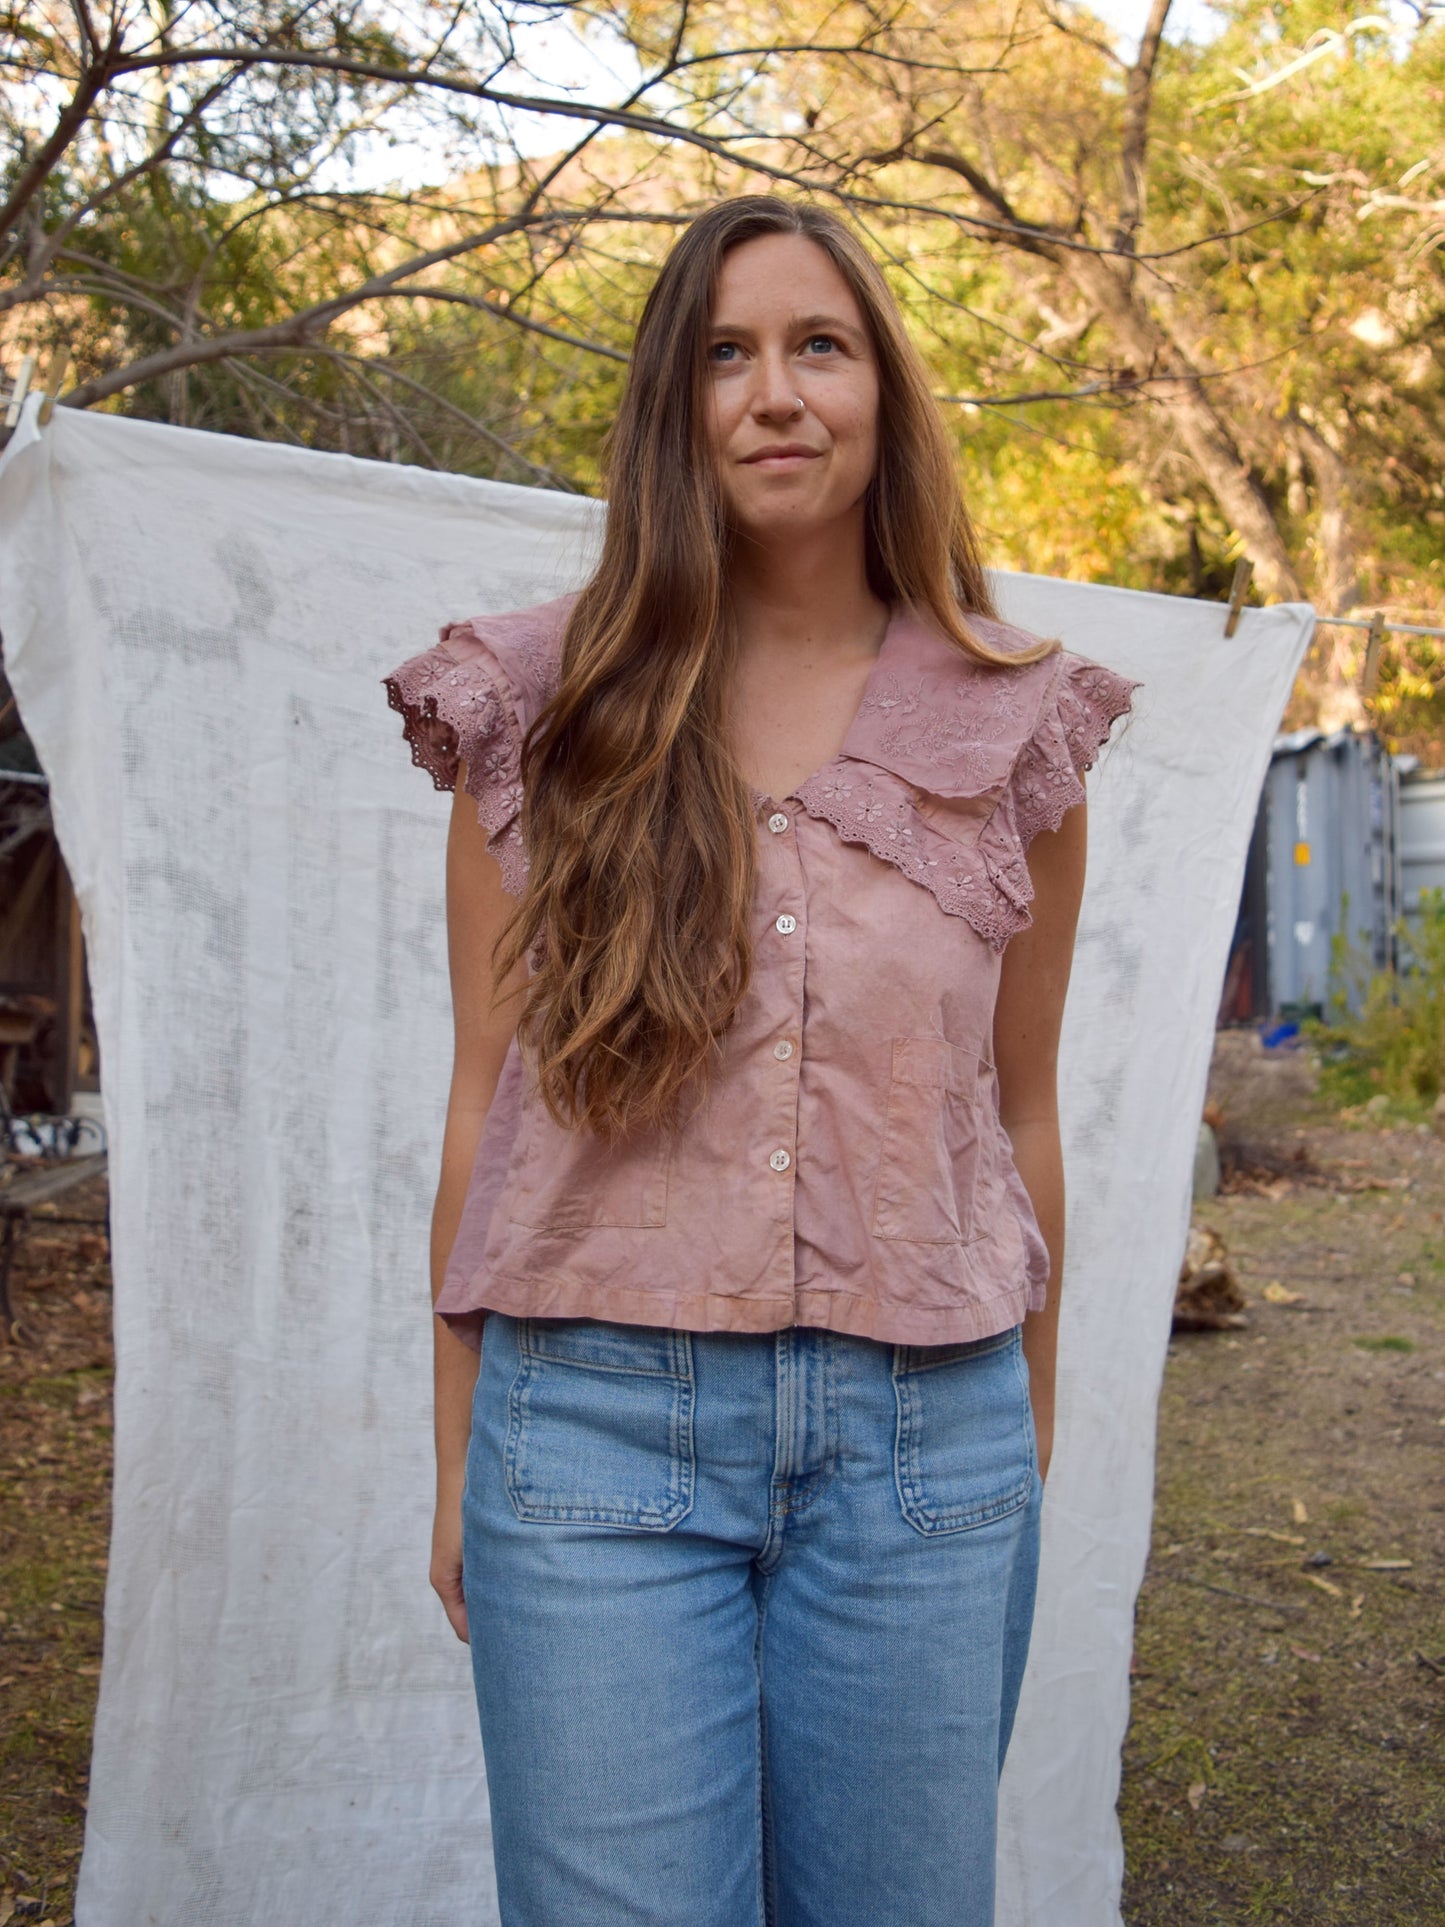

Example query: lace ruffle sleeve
[1007,652,1141,853]
[382,623,529,896]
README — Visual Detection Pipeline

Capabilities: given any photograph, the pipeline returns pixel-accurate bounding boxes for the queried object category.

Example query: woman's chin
[727,498,861,550]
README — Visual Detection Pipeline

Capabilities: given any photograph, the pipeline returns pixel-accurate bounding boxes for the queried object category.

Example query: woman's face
[705,233,880,547]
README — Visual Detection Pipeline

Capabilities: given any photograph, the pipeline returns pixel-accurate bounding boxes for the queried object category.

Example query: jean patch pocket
[891,1326,1035,1536]
[504,1318,696,1529]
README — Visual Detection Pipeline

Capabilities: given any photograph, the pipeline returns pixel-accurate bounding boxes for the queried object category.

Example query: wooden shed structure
[1,664,96,1115]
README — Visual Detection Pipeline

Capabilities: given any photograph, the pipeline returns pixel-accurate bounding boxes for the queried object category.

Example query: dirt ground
[0,1174,111,1927]
[1120,1031,1444,1924]
[0,1038,1441,1925]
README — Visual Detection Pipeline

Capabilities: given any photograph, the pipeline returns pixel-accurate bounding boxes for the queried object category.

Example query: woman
[384,195,1139,1926]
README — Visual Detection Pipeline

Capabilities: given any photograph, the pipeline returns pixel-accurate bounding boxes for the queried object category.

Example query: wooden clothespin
[1360,610,1386,701]
[37,346,70,426]
[1223,558,1254,637]
[3,351,35,429]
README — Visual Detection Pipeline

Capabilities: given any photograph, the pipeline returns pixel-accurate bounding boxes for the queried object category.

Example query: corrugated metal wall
[1399,771,1445,946]
[1247,729,1402,1019]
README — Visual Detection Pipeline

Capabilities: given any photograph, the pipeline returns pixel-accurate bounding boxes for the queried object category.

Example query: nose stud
[791,396,806,417]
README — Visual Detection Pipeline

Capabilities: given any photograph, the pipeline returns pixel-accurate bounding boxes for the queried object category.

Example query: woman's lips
[741,444,822,466]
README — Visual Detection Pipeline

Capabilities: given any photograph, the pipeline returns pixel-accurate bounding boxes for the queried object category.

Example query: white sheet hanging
[0,398,1312,1925]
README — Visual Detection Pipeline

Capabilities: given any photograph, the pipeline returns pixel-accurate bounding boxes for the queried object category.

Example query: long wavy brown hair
[493,195,1058,1141]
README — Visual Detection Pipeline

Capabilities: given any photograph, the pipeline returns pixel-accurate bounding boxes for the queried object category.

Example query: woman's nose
[750,352,800,422]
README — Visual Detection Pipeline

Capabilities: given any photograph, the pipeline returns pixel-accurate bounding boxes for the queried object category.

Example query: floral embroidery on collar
[788,605,1136,948]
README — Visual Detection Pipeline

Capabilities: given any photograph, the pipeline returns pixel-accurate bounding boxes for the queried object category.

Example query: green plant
[1303,888,1445,1115]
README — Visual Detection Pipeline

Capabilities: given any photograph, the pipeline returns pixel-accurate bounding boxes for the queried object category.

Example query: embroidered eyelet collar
[749,603,1055,813]
[386,595,1136,951]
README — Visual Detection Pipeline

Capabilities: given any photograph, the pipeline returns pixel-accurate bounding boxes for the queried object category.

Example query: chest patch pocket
[872,1036,990,1246]
[505,1100,671,1232]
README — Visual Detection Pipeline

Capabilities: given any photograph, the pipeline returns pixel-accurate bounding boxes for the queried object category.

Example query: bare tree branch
[317,349,582,490]
[23,66,250,289]
[0,29,120,243]
[1115,0,1172,256]
[400,285,629,362]
[60,207,560,407]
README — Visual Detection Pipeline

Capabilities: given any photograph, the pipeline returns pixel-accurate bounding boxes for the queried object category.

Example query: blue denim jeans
[461,1312,1042,1927]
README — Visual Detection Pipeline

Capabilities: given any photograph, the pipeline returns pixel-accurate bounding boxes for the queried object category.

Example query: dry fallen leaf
[1349,1594,1365,1619]
[1360,1559,1413,1571]
[1187,1781,1207,1811]
[1292,1497,1310,1525]
[1291,1646,1323,1663]
[1262,1281,1306,1306]
[1305,1573,1344,1598]
[1239,1527,1306,1546]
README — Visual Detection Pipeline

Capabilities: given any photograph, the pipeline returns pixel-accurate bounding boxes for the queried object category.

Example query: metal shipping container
[1257,727,1401,1019]
[1398,766,1445,948]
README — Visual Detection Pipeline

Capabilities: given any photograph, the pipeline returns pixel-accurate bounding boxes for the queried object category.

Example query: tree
[772,0,1444,725]
[4,1,1443,740]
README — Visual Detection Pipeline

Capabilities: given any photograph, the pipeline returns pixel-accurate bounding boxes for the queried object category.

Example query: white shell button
[773,1040,794,1060]
[769,1148,792,1172]
[768,812,789,833]
[775,913,797,935]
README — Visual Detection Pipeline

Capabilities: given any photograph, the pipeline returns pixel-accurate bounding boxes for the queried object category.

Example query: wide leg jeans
[461,1311,1043,1927]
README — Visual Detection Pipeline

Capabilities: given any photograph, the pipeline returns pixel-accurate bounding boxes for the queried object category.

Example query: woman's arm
[430,762,529,1642]
[991,797,1088,1485]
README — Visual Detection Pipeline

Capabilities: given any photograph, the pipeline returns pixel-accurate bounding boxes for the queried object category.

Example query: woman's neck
[727,518,888,658]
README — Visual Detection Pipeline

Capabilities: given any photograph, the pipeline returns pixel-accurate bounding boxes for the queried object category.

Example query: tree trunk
[1063,253,1305,601]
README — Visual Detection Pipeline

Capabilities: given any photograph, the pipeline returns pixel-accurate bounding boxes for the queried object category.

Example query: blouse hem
[436,1272,1037,1353]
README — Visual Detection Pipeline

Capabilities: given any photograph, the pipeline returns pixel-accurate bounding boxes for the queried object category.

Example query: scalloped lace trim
[1010,659,1139,851]
[795,765,1030,951]
[795,655,1138,947]
[383,650,530,897]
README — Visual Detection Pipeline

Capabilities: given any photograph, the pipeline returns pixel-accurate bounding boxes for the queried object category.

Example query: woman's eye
[710,342,740,363]
[805,335,837,355]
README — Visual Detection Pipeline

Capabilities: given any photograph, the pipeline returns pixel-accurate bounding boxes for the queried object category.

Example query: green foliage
[1304,887,1445,1114]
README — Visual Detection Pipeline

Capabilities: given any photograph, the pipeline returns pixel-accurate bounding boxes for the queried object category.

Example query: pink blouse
[384,596,1139,1351]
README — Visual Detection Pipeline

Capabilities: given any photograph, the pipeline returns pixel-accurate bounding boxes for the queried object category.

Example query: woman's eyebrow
[707,312,864,339]
[790,312,861,336]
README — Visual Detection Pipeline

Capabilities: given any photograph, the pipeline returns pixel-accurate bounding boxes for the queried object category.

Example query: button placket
[756,804,808,1232]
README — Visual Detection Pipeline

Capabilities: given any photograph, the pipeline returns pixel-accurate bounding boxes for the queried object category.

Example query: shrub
[1303,887,1445,1115]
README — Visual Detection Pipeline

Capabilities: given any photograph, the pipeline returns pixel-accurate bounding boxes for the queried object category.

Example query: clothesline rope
[1315,614,1445,641]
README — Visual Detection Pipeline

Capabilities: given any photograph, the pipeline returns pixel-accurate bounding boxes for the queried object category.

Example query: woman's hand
[1029,1387,1055,1488]
[431,1486,470,1643]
